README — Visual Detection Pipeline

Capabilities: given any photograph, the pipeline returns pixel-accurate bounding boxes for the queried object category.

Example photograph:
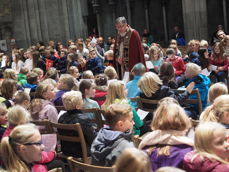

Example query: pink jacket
[32,151,55,172]
[183,151,229,172]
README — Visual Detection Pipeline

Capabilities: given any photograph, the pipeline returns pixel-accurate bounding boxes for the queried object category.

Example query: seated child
[94,74,108,106]
[82,70,94,80]
[104,66,118,82]
[23,72,38,92]
[208,82,228,105]
[14,91,31,109]
[17,67,29,86]
[139,102,193,171]
[2,105,31,137]
[53,74,77,106]
[183,122,229,171]
[68,66,80,80]
[0,104,7,140]
[58,91,97,157]
[77,56,88,74]
[43,67,59,81]
[104,50,114,66]
[91,103,135,166]
[32,68,44,82]
[115,148,152,172]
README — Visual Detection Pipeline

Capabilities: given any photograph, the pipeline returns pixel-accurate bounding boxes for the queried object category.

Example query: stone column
[143,0,150,31]
[223,0,228,33]
[92,0,101,36]
[182,0,208,41]
[126,0,132,25]
[161,0,169,42]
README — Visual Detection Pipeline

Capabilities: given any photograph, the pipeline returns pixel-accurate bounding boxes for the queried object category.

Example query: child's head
[26,72,38,85]
[0,104,7,125]
[184,63,201,79]
[32,68,44,81]
[104,66,118,80]
[138,72,162,97]
[89,48,97,59]
[149,46,160,61]
[67,53,75,62]
[198,48,208,59]
[194,122,229,162]
[151,102,191,131]
[131,63,146,76]
[41,78,57,88]
[200,95,229,124]
[159,62,175,78]
[68,66,80,79]
[104,50,114,61]
[44,67,59,81]
[170,39,177,46]
[7,105,31,126]
[57,74,76,91]
[115,148,151,172]
[79,79,95,98]
[104,103,133,132]
[200,40,209,49]
[188,39,200,52]
[95,74,108,86]
[62,91,83,110]
[82,70,94,79]
[35,82,56,100]
[221,35,229,47]
[3,69,17,80]
[77,56,87,67]
[0,79,17,99]
[165,48,175,58]
[19,67,29,75]
[14,91,31,109]
[208,82,228,104]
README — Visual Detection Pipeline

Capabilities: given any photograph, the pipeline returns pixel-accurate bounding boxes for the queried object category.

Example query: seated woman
[183,122,229,171]
[138,72,194,120]
[0,123,64,172]
[139,102,193,171]
[102,81,143,136]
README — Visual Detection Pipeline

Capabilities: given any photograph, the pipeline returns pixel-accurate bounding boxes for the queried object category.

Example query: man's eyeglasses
[23,140,43,146]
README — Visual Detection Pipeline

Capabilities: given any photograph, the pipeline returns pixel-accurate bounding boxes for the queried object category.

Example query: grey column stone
[182,0,208,41]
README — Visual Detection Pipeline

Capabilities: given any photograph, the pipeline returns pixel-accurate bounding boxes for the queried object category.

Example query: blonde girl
[208,82,228,104]
[0,124,44,172]
[139,102,193,171]
[2,105,31,138]
[148,46,163,73]
[200,95,229,128]
[102,81,143,135]
[220,35,229,57]
[115,148,152,172]
[183,122,229,171]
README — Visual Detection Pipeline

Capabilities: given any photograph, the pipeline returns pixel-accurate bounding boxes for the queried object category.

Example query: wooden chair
[131,97,159,114]
[48,168,62,172]
[67,156,115,172]
[31,120,55,134]
[50,122,89,163]
[80,108,105,130]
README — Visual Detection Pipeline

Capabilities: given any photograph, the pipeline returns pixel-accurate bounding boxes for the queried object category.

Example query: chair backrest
[31,120,55,134]
[50,122,88,163]
[80,108,105,130]
[131,97,159,114]
[48,168,62,172]
[67,157,115,172]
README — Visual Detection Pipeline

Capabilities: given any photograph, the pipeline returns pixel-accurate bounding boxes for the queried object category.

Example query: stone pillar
[143,0,150,31]
[223,0,228,33]
[92,0,101,36]
[182,0,208,41]
[161,0,169,42]
[126,0,132,25]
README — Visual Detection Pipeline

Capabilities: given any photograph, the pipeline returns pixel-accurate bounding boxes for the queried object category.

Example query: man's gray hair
[115,17,127,25]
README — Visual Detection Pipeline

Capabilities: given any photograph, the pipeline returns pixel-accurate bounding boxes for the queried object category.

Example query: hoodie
[185,74,210,110]
[183,151,229,172]
[91,126,135,166]
[17,73,27,85]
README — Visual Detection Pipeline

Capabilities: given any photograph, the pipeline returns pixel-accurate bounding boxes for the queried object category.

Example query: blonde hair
[115,148,151,172]
[14,91,31,105]
[208,83,228,104]
[41,78,57,87]
[32,68,43,76]
[200,95,229,123]
[200,40,209,48]
[62,91,83,110]
[104,66,118,80]
[35,82,50,99]
[188,39,200,47]
[149,46,160,60]
[151,102,191,131]
[102,81,126,110]
[3,69,17,80]
[82,70,94,79]
[138,72,162,97]
[194,122,228,164]
[59,74,78,90]
[104,50,114,57]
[0,123,40,172]
[185,63,201,77]
[7,105,31,125]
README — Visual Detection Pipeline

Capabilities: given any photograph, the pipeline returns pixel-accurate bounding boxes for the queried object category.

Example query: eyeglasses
[23,140,43,146]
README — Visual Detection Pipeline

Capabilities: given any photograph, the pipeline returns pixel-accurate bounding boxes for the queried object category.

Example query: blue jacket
[56,56,68,74]
[86,57,105,75]
[23,83,37,92]
[185,74,210,110]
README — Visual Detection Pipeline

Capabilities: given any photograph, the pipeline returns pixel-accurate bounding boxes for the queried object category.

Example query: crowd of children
[0,28,228,172]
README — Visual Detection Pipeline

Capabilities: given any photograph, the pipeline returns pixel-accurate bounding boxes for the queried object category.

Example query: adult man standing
[113,17,145,79]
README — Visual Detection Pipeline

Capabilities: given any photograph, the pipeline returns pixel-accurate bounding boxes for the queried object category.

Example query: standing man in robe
[113,16,145,79]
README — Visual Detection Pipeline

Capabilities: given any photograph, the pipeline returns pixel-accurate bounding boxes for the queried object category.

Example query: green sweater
[17,73,27,85]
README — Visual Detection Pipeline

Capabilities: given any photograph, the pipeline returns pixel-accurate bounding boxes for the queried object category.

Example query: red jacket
[166,56,185,76]
[183,151,229,172]
[95,89,107,106]
[210,56,229,71]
